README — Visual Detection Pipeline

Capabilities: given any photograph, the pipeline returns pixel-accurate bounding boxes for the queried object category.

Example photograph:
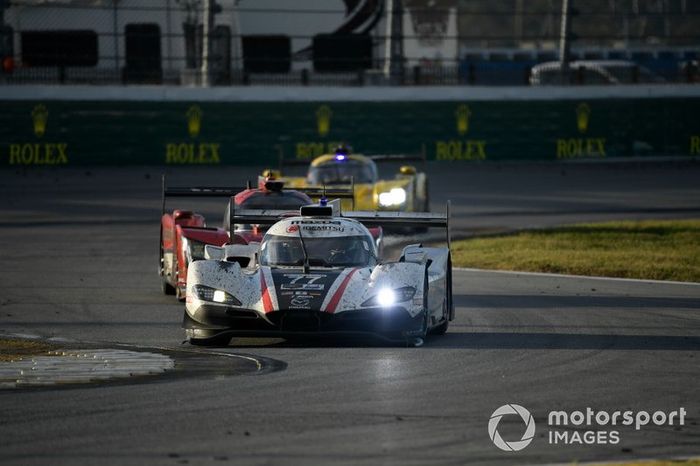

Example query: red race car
[159,175,377,300]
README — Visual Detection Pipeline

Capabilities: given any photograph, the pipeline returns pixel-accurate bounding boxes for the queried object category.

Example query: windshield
[307,161,376,185]
[260,234,374,267]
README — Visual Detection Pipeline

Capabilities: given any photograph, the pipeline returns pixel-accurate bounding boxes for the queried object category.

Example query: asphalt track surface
[1,162,699,465]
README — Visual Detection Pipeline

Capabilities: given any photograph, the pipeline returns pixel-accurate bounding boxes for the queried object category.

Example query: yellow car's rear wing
[368,151,427,164]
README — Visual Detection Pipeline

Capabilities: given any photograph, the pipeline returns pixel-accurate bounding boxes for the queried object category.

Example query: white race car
[182,202,453,346]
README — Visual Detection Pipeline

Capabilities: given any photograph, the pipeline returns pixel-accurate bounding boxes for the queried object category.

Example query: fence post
[413,65,421,85]
[559,0,573,83]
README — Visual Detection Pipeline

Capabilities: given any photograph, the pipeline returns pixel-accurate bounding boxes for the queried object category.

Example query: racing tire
[161,278,176,296]
[174,262,186,302]
[415,270,431,344]
[429,301,450,335]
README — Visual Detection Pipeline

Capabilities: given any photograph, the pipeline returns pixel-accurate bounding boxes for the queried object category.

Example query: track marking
[453,267,700,287]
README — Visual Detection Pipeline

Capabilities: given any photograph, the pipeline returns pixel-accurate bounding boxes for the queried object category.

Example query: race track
[1,162,699,465]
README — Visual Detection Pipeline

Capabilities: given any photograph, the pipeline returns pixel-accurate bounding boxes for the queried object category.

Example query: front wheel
[161,278,176,296]
[160,240,176,295]
[429,301,449,335]
[174,262,186,302]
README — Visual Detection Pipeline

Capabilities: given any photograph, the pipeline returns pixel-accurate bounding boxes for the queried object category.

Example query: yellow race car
[275,146,430,213]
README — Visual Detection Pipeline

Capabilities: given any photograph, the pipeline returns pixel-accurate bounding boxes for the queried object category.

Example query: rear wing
[292,186,355,200]
[368,146,427,164]
[345,203,451,250]
[230,200,452,250]
[162,175,354,214]
[161,175,248,215]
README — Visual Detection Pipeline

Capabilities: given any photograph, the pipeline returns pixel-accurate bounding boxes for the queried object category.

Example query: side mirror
[399,165,417,175]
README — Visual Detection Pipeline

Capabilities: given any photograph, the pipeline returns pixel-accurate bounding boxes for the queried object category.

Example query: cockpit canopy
[260,217,377,268]
[260,234,374,268]
[307,158,378,185]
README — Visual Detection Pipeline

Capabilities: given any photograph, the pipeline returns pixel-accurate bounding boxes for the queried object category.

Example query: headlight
[192,285,242,305]
[362,286,416,307]
[378,188,407,207]
[181,237,206,263]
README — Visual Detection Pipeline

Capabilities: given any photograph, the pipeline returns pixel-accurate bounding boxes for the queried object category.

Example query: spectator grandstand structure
[0,0,698,85]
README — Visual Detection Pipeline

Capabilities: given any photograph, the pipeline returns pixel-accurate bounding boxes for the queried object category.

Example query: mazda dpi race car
[280,145,429,214]
[183,201,453,346]
[160,175,363,300]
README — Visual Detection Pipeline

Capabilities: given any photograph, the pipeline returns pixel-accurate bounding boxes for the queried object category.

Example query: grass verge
[590,460,700,466]
[451,219,700,282]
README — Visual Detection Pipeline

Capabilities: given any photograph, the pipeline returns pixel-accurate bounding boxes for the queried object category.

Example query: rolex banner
[0,99,698,166]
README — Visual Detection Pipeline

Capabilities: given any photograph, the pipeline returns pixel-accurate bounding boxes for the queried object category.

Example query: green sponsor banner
[1,99,698,166]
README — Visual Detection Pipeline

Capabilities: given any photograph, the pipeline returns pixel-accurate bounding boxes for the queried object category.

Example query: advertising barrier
[1,94,698,166]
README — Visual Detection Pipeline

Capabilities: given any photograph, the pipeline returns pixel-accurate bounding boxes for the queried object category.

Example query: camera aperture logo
[488,404,536,452]
[488,404,688,451]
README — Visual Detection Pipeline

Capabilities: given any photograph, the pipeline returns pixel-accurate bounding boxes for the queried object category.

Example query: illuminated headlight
[362,286,416,308]
[376,288,396,307]
[378,188,407,207]
[181,237,206,263]
[192,285,241,306]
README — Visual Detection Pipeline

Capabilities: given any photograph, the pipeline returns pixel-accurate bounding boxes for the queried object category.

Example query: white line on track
[453,267,700,287]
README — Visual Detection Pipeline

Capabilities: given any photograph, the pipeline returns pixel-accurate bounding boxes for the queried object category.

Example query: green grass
[590,460,700,466]
[451,219,700,282]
